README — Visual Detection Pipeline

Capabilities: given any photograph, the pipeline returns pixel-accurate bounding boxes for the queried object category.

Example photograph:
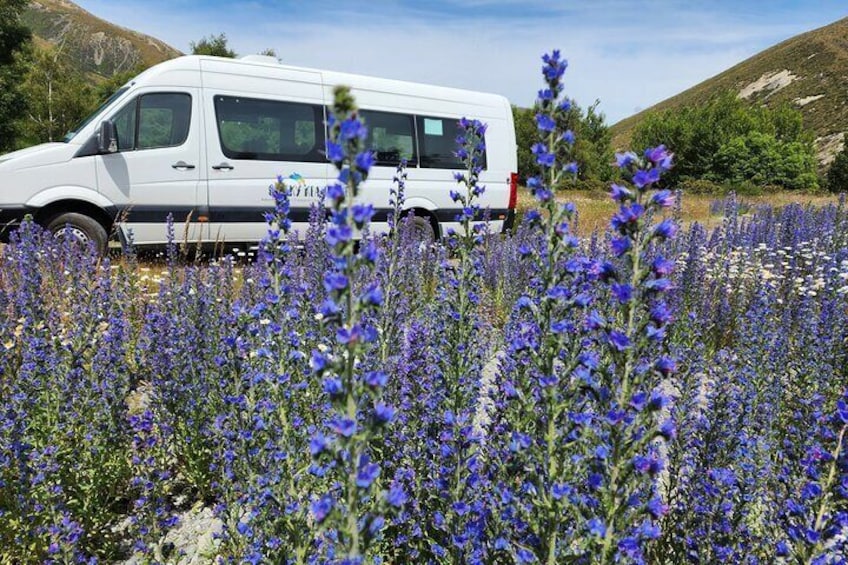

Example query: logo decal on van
[278,173,322,199]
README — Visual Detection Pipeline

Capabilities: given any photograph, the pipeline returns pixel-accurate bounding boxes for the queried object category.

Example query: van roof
[136,55,510,110]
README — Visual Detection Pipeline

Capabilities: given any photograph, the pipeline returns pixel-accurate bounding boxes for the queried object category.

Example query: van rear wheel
[46,212,109,255]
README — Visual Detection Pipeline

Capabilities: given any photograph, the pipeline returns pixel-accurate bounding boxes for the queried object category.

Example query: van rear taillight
[508,173,518,209]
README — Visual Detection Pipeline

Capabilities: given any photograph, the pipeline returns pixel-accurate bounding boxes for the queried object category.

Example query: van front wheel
[46,212,109,255]
[410,215,436,244]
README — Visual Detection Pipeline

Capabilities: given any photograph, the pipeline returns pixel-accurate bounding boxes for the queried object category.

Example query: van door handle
[212,162,234,171]
[172,161,195,170]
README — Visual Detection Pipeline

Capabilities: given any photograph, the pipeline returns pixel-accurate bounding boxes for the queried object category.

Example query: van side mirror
[98,121,118,154]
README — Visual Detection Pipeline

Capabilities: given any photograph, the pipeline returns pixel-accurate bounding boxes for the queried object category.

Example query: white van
[0,55,518,252]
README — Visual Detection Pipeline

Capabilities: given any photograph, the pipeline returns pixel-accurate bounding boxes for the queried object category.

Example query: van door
[201,62,328,245]
[95,88,207,245]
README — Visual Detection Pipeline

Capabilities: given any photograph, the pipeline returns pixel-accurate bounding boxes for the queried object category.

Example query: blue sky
[75,0,847,124]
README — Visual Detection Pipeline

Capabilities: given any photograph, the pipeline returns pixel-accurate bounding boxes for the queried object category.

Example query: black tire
[410,214,436,244]
[46,212,109,255]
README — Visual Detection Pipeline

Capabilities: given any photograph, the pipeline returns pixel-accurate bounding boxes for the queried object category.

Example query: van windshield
[63,86,130,143]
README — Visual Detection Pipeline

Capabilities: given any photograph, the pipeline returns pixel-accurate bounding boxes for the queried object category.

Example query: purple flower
[551,483,572,500]
[535,114,556,132]
[386,485,407,508]
[659,419,676,440]
[651,189,675,208]
[311,350,328,372]
[311,496,334,524]
[361,285,383,307]
[608,330,631,351]
[310,434,330,456]
[838,398,848,424]
[645,144,673,170]
[653,219,678,240]
[374,403,395,424]
[356,460,381,489]
[612,283,633,304]
[351,203,374,225]
[327,141,344,163]
[615,151,638,168]
[340,118,367,141]
[633,168,661,189]
[323,377,344,397]
[588,518,607,537]
[364,371,388,389]
[651,256,674,276]
[326,224,353,246]
[655,357,676,376]
[333,418,357,438]
[611,203,644,233]
[610,183,633,202]
[531,142,555,167]
[611,237,631,257]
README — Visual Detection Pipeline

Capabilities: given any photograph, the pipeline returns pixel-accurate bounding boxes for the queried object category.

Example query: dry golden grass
[517,189,841,236]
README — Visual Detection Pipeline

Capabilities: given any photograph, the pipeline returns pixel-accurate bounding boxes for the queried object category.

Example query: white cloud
[74,0,847,125]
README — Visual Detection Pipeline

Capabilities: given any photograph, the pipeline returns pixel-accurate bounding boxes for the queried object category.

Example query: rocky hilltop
[21,0,181,78]
[611,17,848,166]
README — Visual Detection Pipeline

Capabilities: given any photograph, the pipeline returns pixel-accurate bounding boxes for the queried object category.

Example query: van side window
[138,94,192,149]
[416,116,487,170]
[214,96,325,162]
[360,110,416,166]
[111,93,192,151]
[113,100,137,152]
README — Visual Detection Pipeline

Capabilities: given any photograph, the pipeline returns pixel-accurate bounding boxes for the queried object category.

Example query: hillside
[21,0,181,78]
[611,16,848,166]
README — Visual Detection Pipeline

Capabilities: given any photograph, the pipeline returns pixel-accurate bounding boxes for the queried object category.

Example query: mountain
[611,17,848,167]
[21,0,181,79]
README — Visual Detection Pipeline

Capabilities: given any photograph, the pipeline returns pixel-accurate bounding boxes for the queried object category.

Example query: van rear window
[214,96,325,162]
[416,116,487,170]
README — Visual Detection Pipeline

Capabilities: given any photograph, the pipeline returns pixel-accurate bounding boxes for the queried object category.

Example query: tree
[513,98,613,187]
[0,0,32,153]
[190,33,236,58]
[827,142,848,192]
[92,66,145,103]
[18,42,93,144]
[633,91,818,190]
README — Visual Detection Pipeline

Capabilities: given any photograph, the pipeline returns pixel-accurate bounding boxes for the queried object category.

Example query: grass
[517,189,842,235]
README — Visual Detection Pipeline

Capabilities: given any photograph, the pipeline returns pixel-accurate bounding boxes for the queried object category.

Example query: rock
[815,132,845,167]
[121,504,223,565]
[473,350,503,440]
[738,70,798,100]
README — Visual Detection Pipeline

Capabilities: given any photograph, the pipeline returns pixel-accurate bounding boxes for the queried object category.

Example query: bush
[633,92,819,190]
[676,178,726,195]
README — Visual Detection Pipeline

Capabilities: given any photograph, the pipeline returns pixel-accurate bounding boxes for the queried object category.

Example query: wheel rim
[53,225,91,247]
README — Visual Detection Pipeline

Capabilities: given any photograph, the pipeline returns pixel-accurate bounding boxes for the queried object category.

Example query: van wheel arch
[35,200,115,251]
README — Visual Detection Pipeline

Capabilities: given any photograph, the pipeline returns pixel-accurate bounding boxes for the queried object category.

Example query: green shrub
[633,91,819,191]
[676,178,727,195]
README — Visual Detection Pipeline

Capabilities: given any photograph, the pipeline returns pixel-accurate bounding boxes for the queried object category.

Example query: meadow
[0,51,847,565]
